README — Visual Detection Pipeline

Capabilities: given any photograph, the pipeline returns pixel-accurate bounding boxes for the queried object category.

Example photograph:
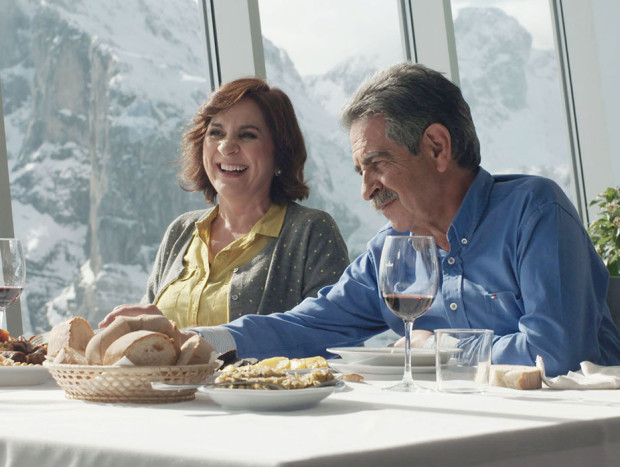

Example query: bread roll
[85,318,132,365]
[55,346,89,365]
[85,315,182,365]
[123,315,182,358]
[176,334,216,365]
[47,317,94,358]
[489,364,542,390]
[103,330,177,366]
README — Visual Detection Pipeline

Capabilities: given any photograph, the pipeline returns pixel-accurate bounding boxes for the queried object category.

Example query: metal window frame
[398,0,460,84]
[550,0,588,221]
[551,0,617,223]
[199,0,265,92]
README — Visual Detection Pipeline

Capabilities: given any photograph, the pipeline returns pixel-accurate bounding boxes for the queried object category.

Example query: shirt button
[449,302,458,311]
[447,257,455,265]
[231,294,239,301]
[461,238,468,245]
[233,267,239,273]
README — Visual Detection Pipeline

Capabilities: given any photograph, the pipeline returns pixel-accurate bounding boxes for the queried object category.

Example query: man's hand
[392,329,434,348]
[98,303,164,328]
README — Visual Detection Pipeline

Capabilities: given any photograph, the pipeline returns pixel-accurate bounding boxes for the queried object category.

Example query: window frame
[0,82,23,335]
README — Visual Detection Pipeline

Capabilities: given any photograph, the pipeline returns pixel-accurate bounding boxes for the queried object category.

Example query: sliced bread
[489,364,542,390]
[47,317,95,358]
[103,330,177,366]
[176,334,216,365]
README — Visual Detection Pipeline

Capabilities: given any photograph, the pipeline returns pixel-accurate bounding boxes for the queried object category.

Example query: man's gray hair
[341,62,481,171]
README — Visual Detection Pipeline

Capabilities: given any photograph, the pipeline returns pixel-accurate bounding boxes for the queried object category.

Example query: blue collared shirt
[210,168,620,376]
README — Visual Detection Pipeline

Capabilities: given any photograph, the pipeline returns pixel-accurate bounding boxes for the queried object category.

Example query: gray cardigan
[142,202,349,322]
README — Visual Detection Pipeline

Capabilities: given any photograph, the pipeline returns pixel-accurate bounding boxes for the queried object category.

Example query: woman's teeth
[220,164,247,173]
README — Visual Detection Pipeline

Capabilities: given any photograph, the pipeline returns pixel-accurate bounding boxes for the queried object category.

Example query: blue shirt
[215,168,620,376]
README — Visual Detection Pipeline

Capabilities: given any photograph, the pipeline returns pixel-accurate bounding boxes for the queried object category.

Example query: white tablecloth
[3,376,620,466]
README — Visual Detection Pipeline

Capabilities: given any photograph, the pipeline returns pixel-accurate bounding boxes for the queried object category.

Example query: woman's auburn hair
[179,77,309,205]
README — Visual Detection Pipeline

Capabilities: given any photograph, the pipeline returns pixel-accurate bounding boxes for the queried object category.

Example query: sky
[258,0,403,76]
[258,0,555,76]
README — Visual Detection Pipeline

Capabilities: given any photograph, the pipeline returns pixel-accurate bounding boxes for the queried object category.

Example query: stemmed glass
[0,239,26,331]
[379,235,439,392]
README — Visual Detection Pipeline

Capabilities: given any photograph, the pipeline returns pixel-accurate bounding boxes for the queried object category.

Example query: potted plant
[588,187,620,326]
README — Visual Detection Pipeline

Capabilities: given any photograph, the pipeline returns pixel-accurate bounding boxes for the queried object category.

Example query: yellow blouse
[155,204,287,328]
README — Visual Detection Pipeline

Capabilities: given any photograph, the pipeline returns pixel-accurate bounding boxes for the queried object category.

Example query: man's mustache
[370,189,398,210]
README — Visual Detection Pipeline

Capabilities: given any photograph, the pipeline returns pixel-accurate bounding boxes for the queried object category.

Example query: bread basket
[45,361,220,403]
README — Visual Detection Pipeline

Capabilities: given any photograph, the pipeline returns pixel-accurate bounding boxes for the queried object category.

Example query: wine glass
[0,239,26,331]
[379,235,439,392]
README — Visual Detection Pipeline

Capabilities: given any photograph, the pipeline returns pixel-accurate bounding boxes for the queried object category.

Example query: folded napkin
[536,355,620,389]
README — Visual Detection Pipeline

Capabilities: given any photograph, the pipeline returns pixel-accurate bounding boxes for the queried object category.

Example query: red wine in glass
[379,235,439,392]
[383,294,434,321]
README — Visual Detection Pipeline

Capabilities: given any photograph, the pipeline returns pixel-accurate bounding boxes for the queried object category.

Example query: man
[105,63,620,376]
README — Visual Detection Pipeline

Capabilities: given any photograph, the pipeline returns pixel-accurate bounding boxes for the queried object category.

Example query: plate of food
[200,382,343,411]
[0,329,50,386]
[198,358,343,411]
[326,347,456,366]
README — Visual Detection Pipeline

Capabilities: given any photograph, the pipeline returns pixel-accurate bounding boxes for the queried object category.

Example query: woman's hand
[98,303,164,328]
[98,304,198,345]
[391,329,434,348]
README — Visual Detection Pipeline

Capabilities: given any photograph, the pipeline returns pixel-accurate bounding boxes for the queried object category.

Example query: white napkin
[536,355,620,389]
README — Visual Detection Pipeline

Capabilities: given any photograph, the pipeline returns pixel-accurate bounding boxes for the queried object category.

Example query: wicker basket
[45,361,220,403]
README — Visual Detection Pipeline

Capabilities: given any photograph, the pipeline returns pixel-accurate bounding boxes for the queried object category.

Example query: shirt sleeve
[221,247,392,360]
[189,326,237,355]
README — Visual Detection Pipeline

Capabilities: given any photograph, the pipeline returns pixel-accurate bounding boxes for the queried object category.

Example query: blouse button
[447,257,455,265]
[449,302,458,311]
[231,294,239,301]
[461,238,468,245]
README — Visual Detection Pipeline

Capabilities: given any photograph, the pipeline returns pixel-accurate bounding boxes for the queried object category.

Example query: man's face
[350,115,439,233]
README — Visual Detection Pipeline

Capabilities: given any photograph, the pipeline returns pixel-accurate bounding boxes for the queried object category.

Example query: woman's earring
[274,168,282,176]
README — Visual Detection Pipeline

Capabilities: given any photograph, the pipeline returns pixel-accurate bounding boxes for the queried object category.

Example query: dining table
[3,369,620,467]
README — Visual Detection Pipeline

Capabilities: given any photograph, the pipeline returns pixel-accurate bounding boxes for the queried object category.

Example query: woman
[100,78,348,332]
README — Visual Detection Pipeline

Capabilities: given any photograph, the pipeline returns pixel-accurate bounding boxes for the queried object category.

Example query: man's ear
[423,123,452,172]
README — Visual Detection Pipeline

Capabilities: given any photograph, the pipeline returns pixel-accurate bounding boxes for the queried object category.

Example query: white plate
[0,365,50,386]
[199,382,344,411]
[328,359,434,377]
[326,347,455,366]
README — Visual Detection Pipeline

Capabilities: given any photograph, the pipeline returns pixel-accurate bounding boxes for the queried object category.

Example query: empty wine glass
[0,239,26,331]
[379,235,439,392]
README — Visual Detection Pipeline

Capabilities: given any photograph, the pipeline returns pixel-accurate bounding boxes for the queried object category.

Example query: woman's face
[203,98,276,206]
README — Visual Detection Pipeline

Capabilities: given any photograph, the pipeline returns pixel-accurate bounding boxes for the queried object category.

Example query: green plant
[588,187,620,276]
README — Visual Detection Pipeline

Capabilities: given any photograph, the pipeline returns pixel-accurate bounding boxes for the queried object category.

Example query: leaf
[589,186,620,276]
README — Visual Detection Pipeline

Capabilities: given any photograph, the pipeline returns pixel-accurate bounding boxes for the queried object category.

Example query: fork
[30,332,49,346]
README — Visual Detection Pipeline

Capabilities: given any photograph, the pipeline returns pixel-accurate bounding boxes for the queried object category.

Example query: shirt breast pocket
[484,291,523,332]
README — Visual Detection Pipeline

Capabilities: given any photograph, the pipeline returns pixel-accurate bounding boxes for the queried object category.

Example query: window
[450,1,577,205]
[258,0,404,258]
[0,0,210,333]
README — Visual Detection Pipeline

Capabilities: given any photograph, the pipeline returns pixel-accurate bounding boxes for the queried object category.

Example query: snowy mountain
[453,7,574,196]
[0,2,569,333]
